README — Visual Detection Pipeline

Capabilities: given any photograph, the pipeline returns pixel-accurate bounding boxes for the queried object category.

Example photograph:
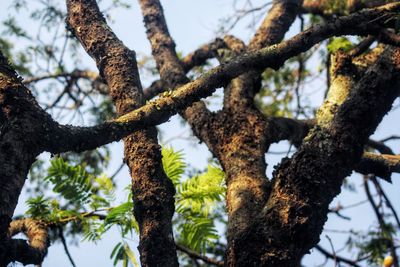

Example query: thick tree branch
[5,218,49,266]
[263,116,400,182]
[138,0,215,146]
[250,46,400,266]
[65,1,178,266]
[2,3,400,266]
[249,0,302,51]
[0,51,54,266]
[139,0,188,87]
[356,153,400,182]
[224,0,302,110]
[302,0,397,16]
[181,38,227,73]
[142,79,164,101]
[44,3,400,154]
[24,38,228,102]
[142,37,228,101]
[368,138,396,155]
[263,117,400,182]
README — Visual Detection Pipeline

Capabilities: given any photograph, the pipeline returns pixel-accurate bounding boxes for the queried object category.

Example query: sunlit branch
[45,3,400,154]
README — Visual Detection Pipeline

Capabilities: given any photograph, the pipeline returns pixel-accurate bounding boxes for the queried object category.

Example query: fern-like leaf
[175,164,225,253]
[105,201,139,235]
[178,216,219,253]
[176,165,225,216]
[46,157,93,203]
[162,146,186,185]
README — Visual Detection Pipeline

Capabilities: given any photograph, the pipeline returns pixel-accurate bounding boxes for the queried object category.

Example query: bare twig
[364,175,399,267]
[315,245,362,267]
[58,227,77,267]
[176,243,224,267]
[370,176,400,229]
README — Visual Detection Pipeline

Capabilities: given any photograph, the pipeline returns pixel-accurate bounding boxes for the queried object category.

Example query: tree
[1,0,400,266]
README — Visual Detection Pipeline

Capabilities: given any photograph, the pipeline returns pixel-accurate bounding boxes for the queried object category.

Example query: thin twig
[364,175,400,267]
[175,243,224,266]
[370,176,400,229]
[315,245,362,267]
[349,35,376,57]
[58,227,77,267]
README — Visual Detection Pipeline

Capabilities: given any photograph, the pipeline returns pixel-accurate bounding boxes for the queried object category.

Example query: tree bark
[228,47,400,266]
[66,1,178,266]
[0,52,50,266]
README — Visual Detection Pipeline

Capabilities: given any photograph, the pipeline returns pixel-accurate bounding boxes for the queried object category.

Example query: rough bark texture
[230,47,400,266]
[222,1,303,265]
[5,219,49,265]
[1,2,400,266]
[66,1,178,266]
[302,0,397,15]
[138,0,215,146]
[41,3,400,155]
[0,53,51,266]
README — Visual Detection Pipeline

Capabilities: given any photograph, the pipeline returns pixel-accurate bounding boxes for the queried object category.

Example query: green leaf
[26,196,51,219]
[162,146,186,185]
[176,165,225,216]
[178,216,219,253]
[175,164,225,253]
[123,242,140,267]
[105,201,139,235]
[327,37,354,53]
[45,157,93,203]
[105,202,133,224]
[110,242,139,267]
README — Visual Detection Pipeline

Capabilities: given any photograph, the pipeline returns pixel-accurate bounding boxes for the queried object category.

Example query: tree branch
[302,0,397,16]
[262,116,400,181]
[65,1,178,266]
[367,138,395,155]
[58,227,76,267]
[253,45,400,265]
[142,37,229,101]
[355,153,400,182]
[23,70,98,85]
[181,38,227,73]
[175,244,224,267]
[5,218,49,266]
[364,176,400,267]
[315,245,362,267]
[225,0,303,110]
[264,117,314,146]
[142,80,165,101]
[138,0,215,145]
[44,2,400,154]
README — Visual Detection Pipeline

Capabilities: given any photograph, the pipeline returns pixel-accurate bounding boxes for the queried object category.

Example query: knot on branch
[3,218,49,266]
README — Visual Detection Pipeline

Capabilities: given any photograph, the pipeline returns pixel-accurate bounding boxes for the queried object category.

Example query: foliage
[110,242,139,267]
[24,147,226,265]
[327,37,354,53]
[162,147,186,185]
[163,147,226,253]
[346,223,398,266]
[26,155,137,248]
[45,157,93,203]
[6,1,400,266]
[175,165,225,253]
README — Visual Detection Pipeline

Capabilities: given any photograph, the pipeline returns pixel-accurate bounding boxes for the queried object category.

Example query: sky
[2,0,400,266]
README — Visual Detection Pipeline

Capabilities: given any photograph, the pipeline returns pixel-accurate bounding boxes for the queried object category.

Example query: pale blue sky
[2,0,400,266]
